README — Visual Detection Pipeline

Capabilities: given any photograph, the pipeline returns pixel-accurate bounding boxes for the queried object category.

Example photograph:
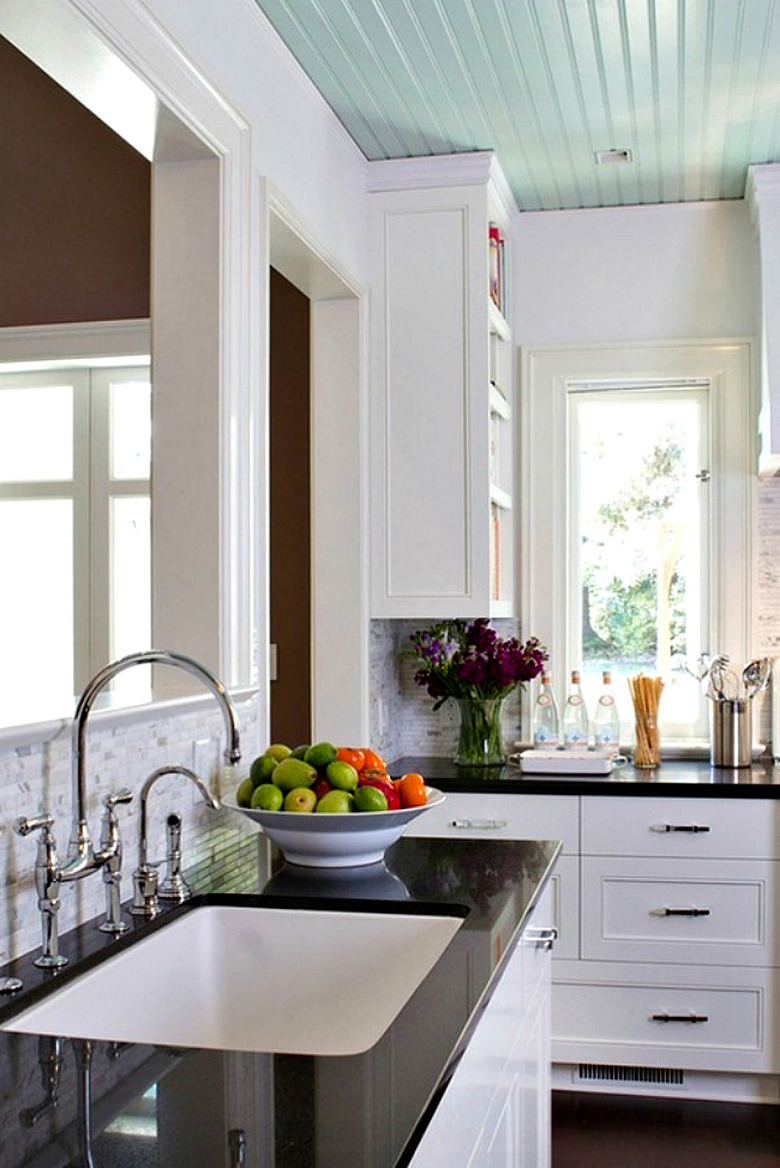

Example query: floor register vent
[577,1064,685,1088]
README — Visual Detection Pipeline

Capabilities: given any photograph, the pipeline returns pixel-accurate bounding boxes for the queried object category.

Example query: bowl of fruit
[223,743,444,867]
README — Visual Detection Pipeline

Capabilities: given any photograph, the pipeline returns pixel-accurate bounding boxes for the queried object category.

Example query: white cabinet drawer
[552,961,779,1074]
[581,796,778,859]
[581,856,779,966]
[405,792,579,853]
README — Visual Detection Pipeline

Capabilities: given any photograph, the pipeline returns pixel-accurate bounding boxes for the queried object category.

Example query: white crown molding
[746,163,780,233]
[367,150,496,193]
[0,319,150,365]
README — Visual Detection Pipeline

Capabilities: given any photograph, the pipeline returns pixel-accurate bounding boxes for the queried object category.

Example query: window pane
[0,384,73,481]
[111,379,151,480]
[0,500,73,720]
[111,496,151,703]
[573,391,708,735]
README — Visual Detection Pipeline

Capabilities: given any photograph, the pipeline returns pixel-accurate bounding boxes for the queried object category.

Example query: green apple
[264,743,292,762]
[249,754,278,786]
[235,777,255,807]
[251,782,284,811]
[284,787,317,812]
[325,759,359,791]
[304,741,337,770]
[271,757,317,792]
[315,789,354,813]
[353,785,388,812]
[290,744,310,759]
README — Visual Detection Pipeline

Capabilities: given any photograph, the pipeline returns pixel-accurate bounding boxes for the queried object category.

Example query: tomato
[361,747,386,772]
[336,746,365,772]
[398,772,427,809]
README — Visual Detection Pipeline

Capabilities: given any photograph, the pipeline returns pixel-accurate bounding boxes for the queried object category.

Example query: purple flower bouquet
[406,619,547,765]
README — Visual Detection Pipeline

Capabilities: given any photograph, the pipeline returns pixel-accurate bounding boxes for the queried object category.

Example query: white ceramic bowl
[222,787,445,867]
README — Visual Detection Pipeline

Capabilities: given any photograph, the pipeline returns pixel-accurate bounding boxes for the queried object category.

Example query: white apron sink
[2,905,462,1056]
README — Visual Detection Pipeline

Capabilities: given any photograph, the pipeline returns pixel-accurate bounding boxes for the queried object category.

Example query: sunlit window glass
[0,499,73,719]
[110,378,151,480]
[110,496,151,704]
[570,388,709,739]
[0,383,73,482]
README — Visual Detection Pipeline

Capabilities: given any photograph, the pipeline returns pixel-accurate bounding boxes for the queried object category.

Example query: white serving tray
[515,749,623,775]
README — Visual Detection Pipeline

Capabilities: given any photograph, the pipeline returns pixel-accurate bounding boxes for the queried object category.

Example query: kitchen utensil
[707,655,731,701]
[685,653,712,683]
[742,657,771,699]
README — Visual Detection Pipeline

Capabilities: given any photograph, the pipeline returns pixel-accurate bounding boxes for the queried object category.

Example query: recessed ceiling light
[594,148,633,165]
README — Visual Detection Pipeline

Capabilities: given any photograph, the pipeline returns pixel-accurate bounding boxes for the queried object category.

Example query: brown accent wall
[269,267,311,746]
[0,35,150,326]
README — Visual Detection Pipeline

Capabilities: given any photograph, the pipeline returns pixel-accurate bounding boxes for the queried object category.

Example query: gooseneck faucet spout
[66,650,241,877]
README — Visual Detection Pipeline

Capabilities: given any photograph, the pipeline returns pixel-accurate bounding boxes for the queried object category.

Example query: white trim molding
[0,0,262,720]
[520,340,756,738]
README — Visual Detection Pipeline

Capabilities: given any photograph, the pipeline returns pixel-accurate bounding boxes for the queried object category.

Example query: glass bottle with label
[593,669,620,751]
[532,672,560,749]
[563,670,589,749]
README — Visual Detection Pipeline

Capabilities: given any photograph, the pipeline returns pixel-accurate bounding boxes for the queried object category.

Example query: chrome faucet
[66,650,241,879]
[15,650,240,966]
[132,764,220,918]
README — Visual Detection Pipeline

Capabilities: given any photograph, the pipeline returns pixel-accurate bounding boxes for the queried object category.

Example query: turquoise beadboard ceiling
[252,0,780,210]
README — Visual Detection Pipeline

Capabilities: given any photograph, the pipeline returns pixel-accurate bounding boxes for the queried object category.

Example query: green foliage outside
[582,431,688,669]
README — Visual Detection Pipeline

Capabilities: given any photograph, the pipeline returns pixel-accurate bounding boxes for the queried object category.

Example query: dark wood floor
[553,1090,780,1167]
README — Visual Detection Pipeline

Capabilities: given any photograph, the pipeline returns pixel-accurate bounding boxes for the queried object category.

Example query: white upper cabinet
[747,163,780,476]
[368,152,516,618]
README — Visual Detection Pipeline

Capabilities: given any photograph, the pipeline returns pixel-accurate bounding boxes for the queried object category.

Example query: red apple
[358,769,400,810]
[312,777,332,801]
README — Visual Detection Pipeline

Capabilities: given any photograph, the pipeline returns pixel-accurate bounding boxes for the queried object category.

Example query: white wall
[146,0,369,283]
[515,199,760,344]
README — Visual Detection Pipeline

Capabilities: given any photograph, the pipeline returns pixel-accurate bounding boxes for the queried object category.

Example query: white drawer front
[552,962,779,1073]
[581,796,778,859]
[405,792,579,853]
[581,857,778,966]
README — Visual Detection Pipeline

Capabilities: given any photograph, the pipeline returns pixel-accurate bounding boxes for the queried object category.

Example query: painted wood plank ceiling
[252,0,780,210]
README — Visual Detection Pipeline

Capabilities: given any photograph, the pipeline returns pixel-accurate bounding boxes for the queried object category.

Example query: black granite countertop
[0,829,559,1168]
[388,755,780,797]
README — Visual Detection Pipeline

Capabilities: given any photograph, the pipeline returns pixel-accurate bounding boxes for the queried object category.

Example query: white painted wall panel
[384,206,469,597]
[515,201,759,345]
[145,0,369,286]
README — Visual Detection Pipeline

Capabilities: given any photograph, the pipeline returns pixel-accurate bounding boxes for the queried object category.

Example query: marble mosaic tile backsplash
[0,698,261,964]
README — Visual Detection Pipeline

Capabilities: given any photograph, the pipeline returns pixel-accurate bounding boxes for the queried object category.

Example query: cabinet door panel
[552,962,779,1073]
[404,792,579,853]
[581,796,777,859]
[581,856,778,966]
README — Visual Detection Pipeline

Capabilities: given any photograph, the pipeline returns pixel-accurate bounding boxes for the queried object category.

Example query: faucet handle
[14,814,54,838]
[103,788,133,811]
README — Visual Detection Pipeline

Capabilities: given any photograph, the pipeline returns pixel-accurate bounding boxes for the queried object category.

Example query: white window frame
[520,340,755,746]
[0,321,150,713]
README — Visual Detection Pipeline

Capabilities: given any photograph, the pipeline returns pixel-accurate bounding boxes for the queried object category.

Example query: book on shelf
[491,503,501,602]
[488,224,508,318]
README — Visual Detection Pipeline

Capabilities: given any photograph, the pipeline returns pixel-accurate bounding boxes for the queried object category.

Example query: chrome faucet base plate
[34,954,67,970]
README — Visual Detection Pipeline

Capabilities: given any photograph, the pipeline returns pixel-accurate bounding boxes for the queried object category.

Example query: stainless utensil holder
[710,699,752,768]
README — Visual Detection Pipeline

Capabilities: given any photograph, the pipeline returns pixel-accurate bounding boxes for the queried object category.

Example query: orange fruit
[398,772,427,808]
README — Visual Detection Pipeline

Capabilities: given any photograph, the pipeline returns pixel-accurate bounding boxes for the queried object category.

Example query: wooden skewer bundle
[628,673,664,767]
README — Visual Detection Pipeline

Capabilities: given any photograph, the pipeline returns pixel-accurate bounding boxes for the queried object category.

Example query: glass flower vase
[453,696,506,767]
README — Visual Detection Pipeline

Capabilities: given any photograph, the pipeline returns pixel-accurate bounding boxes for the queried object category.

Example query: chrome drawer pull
[651,1012,709,1024]
[650,907,711,918]
[650,823,711,834]
[525,926,558,951]
[449,818,508,830]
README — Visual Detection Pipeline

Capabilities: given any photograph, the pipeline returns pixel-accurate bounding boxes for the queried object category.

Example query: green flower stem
[454,696,506,766]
